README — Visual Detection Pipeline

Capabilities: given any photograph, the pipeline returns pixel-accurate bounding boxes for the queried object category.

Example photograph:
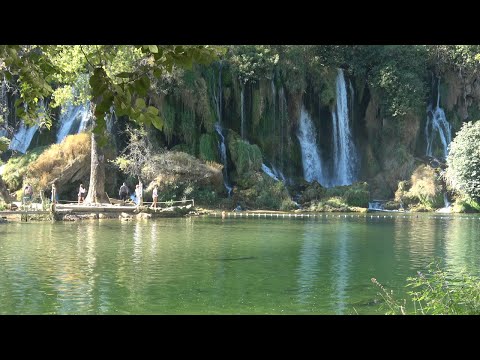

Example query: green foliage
[0,136,9,152]
[427,45,480,74]
[228,137,262,176]
[193,187,220,207]
[161,100,176,144]
[446,121,480,201]
[1,45,225,138]
[373,262,480,315]
[452,195,480,213]
[199,133,219,162]
[229,46,279,85]
[343,182,370,207]
[2,146,47,191]
[300,181,326,203]
[235,172,291,210]
[0,45,54,128]
[346,45,429,118]
[280,198,297,211]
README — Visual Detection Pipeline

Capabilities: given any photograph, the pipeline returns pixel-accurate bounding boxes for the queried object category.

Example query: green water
[0,213,479,314]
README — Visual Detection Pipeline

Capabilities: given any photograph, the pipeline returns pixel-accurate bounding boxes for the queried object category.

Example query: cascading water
[425,78,451,160]
[331,68,357,186]
[9,121,39,153]
[56,102,91,143]
[349,79,354,117]
[261,163,279,181]
[215,123,232,196]
[213,62,232,196]
[297,107,325,184]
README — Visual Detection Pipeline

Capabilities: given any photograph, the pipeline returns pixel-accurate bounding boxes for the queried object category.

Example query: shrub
[27,133,92,191]
[2,146,47,191]
[407,165,443,209]
[445,121,480,201]
[228,138,262,176]
[373,262,480,315]
[343,182,370,207]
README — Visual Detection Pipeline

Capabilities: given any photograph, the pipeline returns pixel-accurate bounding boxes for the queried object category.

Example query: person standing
[135,184,141,206]
[119,182,129,202]
[23,183,33,204]
[78,184,86,204]
[51,183,58,204]
[152,185,158,209]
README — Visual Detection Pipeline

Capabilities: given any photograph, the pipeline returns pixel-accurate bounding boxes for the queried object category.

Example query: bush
[199,133,219,162]
[407,165,443,209]
[445,121,480,201]
[26,133,92,191]
[280,198,297,211]
[2,146,47,191]
[300,181,325,203]
[452,195,480,213]
[343,182,370,207]
[373,262,480,315]
[228,138,262,176]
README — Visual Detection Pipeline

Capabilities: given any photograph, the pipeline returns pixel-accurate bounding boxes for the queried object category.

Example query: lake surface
[1,213,479,314]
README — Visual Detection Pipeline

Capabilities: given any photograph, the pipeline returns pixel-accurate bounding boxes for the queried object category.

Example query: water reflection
[332,223,349,314]
[1,216,480,314]
[445,218,480,275]
[296,223,322,310]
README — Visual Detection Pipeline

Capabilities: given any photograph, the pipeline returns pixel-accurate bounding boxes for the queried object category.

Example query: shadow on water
[210,256,257,261]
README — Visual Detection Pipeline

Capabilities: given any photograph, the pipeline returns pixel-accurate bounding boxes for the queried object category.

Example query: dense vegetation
[1,45,480,211]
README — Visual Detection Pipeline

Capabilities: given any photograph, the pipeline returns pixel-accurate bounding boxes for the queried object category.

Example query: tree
[1,45,225,204]
[445,121,480,201]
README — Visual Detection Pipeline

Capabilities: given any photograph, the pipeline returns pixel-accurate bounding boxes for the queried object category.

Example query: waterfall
[240,86,245,139]
[349,79,354,117]
[437,192,452,213]
[9,121,39,153]
[297,107,325,184]
[215,123,232,196]
[425,78,451,160]
[272,165,286,182]
[261,163,279,181]
[331,68,357,186]
[56,102,91,143]
[212,62,232,196]
[443,192,451,208]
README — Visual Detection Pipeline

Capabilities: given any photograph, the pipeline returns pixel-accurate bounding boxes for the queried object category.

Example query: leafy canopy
[445,120,480,200]
[1,45,226,143]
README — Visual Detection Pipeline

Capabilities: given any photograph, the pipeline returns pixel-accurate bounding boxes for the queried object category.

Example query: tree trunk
[0,175,12,204]
[84,132,110,204]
